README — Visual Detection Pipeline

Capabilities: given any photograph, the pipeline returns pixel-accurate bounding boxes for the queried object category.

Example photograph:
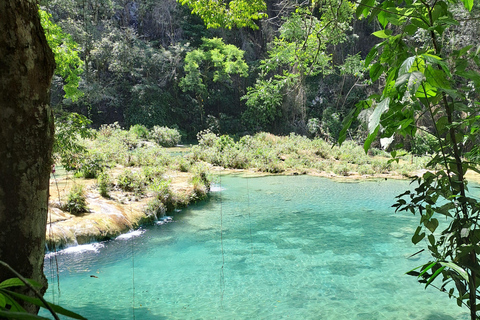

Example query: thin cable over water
[219,174,225,307]
[131,205,136,320]
[49,169,61,303]
[247,175,253,258]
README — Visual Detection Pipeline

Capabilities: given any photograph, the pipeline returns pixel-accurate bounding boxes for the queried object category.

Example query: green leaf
[0,293,6,308]
[418,261,437,278]
[412,226,425,244]
[415,81,437,98]
[425,67,451,90]
[5,291,87,320]
[2,293,26,312]
[411,18,430,30]
[395,71,425,94]
[399,57,415,76]
[377,10,388,28]
[369,63,384,81]
[364,125,380,153]
[0,278,40,290]
[356,0,375,18]
[365,42,385,66]
[456,70,480,86]
[424,218,439,233]
[404,23,418,36]
[461,0,473,11]
[0,278,24,289]
[434,203,454,217]
[368,97,390,134]
[372,29,392,39]
[0,310,50,320]
[425,266,445,288]
[338,104,363,145]
[440,262,469,282]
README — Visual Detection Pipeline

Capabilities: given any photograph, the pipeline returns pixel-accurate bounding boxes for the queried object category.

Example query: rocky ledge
[47,170,208,250]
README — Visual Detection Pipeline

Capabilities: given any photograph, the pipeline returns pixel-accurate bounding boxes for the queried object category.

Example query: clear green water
[42,175,470,319]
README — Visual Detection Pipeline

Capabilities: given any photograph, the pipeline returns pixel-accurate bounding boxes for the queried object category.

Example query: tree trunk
[0,0,55,313]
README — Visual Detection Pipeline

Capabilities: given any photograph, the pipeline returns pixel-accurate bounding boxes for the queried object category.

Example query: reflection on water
[42,175,469,319]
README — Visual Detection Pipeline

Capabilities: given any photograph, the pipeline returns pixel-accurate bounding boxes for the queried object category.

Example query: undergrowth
[191,130,430,176]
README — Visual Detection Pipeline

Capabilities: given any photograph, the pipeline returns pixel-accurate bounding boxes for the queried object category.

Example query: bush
[97,172,111,198]
[150,126,181,147]
[143,166,166,182]
[144,198,166,220]
[129,124,149,139]
[54,113,95,171]
[215,135,235,152]
[171,157,191,172]
[64,184,88,216]
[149,179,177,211]
[98,122,122,137]
[411,132,437,155]
[190,163,211,193]
[197,129,219,147]
[116,170,145,194]
[332,163,351,176]
[76,153,104,178]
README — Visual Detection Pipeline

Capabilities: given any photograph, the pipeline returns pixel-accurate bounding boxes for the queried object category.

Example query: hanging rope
[49,167,61,303]
[246,175,253,258]
[131,205,136,320]
[219,174,225,307]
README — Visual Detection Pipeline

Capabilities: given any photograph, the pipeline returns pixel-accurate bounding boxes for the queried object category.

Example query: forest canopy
[40,0,385,141]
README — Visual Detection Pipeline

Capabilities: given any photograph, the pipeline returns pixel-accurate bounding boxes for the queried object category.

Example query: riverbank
[44,128,445,250]
[45,162,422,250]
[47,167,208,250]
[48,161,480,250]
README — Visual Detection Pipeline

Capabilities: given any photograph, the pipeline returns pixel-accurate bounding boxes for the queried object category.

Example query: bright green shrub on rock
[97,172,111,198]
[117,169,146,195]
[129,124,149,139]
[64,184,88,216]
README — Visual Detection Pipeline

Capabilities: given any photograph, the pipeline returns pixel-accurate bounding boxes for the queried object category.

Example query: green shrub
[97,172,111,198]
[98,122,122,137]
[197,129,219,147]
[357,164,375,175]
[116,169,145,194]
[172,157,191,172]
[64,184,88,216]
[144,198,166,220]
[411,132,437,155]
[215,135,235,152]
[143,166,166,182]
[77,153,104,178]
[371,158,391,173]
[190,163,211,194]
[54,113,95,171]
[129,124,149,139]
[332,163,351,176]
[150,126,181,147]
[149,179,177,211]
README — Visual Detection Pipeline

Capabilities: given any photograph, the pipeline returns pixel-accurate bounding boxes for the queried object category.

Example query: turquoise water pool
[42,175,470,319]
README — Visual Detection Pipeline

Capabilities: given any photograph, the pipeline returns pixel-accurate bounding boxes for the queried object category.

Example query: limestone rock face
[47,170,201,250]
[46,193,148,250]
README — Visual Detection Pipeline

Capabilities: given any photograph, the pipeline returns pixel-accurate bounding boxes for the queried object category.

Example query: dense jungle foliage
[41,0,384,141]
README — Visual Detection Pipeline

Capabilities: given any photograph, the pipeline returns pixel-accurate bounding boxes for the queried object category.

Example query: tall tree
[0,0,55,313]
[340,0,480,318]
